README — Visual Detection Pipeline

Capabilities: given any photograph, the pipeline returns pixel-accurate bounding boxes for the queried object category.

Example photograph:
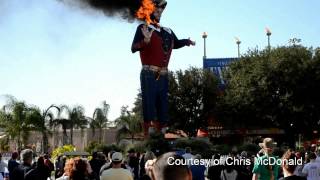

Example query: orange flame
[136,0,156,24]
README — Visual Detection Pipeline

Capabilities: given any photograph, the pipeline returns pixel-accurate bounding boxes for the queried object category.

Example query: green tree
[168,67,219,136]
[27,105,60,153]
[219,45,320,146]
[0,96,33,151]
[131,68,219,137]
[89,101,110,144]
[53,105,88,145]
[132,91,143,120]
[115,106,143,143]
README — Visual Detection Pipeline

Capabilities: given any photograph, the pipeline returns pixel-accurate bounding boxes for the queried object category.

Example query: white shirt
[302,160,320,180]
[0,160,7,173]
[220,169,238,180]
[100,168,133,180]
[182,153,194,161]
[56,175,69,180]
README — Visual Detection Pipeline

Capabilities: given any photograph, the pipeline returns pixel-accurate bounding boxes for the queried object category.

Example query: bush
[51,145,75,160]
[85,141,101,154]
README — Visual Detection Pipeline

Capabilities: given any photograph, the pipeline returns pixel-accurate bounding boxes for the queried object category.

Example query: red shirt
[131,24,191,67]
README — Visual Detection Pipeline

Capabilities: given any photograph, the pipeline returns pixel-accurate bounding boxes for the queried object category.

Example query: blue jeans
[140,69,168,125]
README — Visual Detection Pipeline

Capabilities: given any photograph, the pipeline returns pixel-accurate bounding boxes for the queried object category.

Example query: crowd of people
[0,149,54,180]
[0,137,320,180]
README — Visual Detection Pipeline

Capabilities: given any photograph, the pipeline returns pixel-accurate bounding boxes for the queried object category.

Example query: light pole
[202,32,208,59]
[266,27,272,51]
[235,37,241,58]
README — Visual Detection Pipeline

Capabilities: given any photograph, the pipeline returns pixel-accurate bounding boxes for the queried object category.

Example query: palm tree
[42,105,60,152]
[0,96,32,151]
[115,106,143,143]
[27,105,60,153]
[90,101,110,144]
[55,105,88,145]
[52,117,70,145]
[0,105,15,147]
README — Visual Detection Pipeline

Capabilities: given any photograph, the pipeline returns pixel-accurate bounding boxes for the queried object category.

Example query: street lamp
[265,27,272,51]
[202,32,208,59]
[235,37,241,58]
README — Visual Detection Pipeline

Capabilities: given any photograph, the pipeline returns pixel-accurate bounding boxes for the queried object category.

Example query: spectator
[44,154,54,173]
[294,152,305,177]
[316,149,320,163]
[182,147,194,161]
[140,151,156,178]
[8,152,19,180]
[220,164,238,180]
[57,157,90,180]
[55,155,67,179]
[100,153,129,176]
[100,152,133,180]
[90,152,106,180]
[310,144,317,153]
[24,156,51,180]
[237,151,251,180]
[279,150,306,180]
[302,152,320,180]
[206,154,223,180]
[128,149,139,180]
[252,138,280,180]
[11,149,34,180]
[0,153,8,178]
[99,151,115,176]
[190,154,206,180]
[150,152,192,180]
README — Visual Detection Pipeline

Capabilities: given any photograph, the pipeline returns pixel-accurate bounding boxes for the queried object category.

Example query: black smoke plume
[77,0,143,22]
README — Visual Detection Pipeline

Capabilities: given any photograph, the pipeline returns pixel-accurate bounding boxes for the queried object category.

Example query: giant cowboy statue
[131,0,196,137]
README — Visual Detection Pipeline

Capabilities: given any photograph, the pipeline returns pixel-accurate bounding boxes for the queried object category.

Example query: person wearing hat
[131,0,196,137]
[252,138,281,180]
[100,152,133,180]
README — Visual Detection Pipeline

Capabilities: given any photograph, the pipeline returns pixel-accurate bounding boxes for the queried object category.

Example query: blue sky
[1,0,319,120]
